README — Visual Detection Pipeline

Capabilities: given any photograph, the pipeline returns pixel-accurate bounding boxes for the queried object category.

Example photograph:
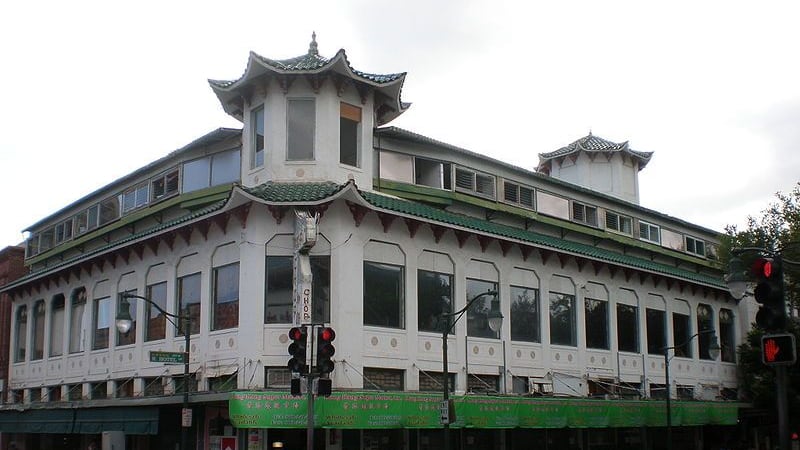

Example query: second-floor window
[510,285,540,343]
[646,308,666,355]
[252,106,265,168]
[117,291,137,346]
[93,297,111,350]
[363,261,404,329]
[639,221,660,244]
[177,273,202,336]
[32,300,45,360]
[572,201,598,226]
[14,306,27,362]
[287,98,315,161]
[605,211,632,234]
[340,103,361,167]
[686,236,705,257]
[50,294,65,357]
[212,263,240,331]
[146,282,168,342]
[616,303,638,353]
[550,292,576,346]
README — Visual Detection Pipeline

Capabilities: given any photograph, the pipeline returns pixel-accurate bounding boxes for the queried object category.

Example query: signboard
[292,254,313,326]
[228,391,741,430]
[762,333,797,365]
[182,407,193,427]
[150,351,186,364]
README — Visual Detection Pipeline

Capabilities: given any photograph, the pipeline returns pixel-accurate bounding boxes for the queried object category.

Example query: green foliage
[721,182,800,409]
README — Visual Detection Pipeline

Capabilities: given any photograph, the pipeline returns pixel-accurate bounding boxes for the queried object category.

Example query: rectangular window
[363,367,404,391]
[572,201,598,226]
[212,263,240,331]
[466,279,499,338]
[264,256,330,324]
[143,377,164,396]
[510,285,540,343]
[91,382,108,400]
[265,367,291,389]
[697,304,715,360]
[455,167,496,199]
[209,371,238,392]
[719,308,736,363]
[151,169,179,202]
[116,291,137,346]
[417,270,453,333]
[92,297,110,350]
[639,221,660,244]
[672,312,692,358]
[512,376,530,394]
[467,374,500,393]
[69,288,86,353]
[87,204,100,231]
[39,229,54,252]
[182,157,212,193]
[54,219,73,244]
[14,306,27,362]
[646,308,666,355]
[99,196,120,226]
[686,236,706,257]
[415,158,452,190]
[50,295,65,357]
[503,181,535,208]
[145,282,167,341]
[287,99,315,161]
[48,386,62,402]
[32,300,45,360]
[585,298,609,350]
[616,304,639,353]
[340,103,361,167]
[549,292,576,346]
[173,374,198,394]
[210,149,240,186]
[122,183,149,213]
[252,106,265,168]
[418,371,455,393]
[363,262,404,329]
[177,273,202,336]
[606,211,632,234]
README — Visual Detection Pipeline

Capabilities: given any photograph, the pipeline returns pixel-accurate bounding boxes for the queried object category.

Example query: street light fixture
[663,329,721,450]
[440,290,502,450]
[117,293,192,450]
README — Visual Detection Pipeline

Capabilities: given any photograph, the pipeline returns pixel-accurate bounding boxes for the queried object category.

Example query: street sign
[150,351,186,364]
[440,400,449,424]
[762,333,797,366]
[182,407,193,427]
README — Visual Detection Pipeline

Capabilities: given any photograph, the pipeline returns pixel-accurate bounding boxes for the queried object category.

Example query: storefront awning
[229,391,742,430]
[0,406,159,434]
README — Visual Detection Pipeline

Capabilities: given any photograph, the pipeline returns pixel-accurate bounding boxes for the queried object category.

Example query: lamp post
[440,290,503,450]
[117,293,191,450]
[663,329,721,450]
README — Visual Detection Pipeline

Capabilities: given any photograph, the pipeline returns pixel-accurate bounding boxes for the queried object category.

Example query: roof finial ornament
[309,31,318,56]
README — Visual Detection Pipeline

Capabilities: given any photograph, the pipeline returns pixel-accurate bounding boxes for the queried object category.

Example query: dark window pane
[117,290,137,346]
[646,308,666,355]
[585,298,609,349]
[697,304,715,360]
[93,297,111,350]
[364,262,404,328]
[340,117,359,166]
[549,293,576,346]
[178,273,201,336]
[32,300,45,360]
[719,308,736,363]
[466,279,499,338]
[146,282,167,341]
[265,256,330,324]
[287,99,315,161]
[15,306,27,362]
[50,294,65,357]
[363,367,404,391]
[252,107,265,167]
[511,286,540,342]
[212,263,240,331]
[672,313,692,357]
[417,270,452,333]
[69,288,86,353]
[616,304,639,353]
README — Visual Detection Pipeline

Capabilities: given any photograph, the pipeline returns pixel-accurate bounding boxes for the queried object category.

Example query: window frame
[145,282,168,342]
[605,211,632,235]
[251,105,265,168]
[339,102,361,167]
[549,292,577,347]
[287,98,316,161]
[363,261,405,329]
[454,166,496,199]
[584,297,609,350]
[616,303,639,353]
[572,201,598,226]
[639,221,661,244]
[417,269,453,334]
[510,285,540,343]
[177,272,202,336]
[211,262,240,331]
[685,236,706,257]
[92,296,111,351]
[502,180,535,209]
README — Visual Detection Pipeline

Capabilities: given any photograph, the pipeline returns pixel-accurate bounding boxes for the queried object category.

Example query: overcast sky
[2,1,799,247]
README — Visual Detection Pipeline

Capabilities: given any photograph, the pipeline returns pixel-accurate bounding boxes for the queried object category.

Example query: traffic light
[761,333,797,365]
[752,257,786,331]
[288,327,308,374]
[316,327,336,374]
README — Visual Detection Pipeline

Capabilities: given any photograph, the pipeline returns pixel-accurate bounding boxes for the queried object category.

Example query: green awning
[229,391,742,430]
[0,406,158,434]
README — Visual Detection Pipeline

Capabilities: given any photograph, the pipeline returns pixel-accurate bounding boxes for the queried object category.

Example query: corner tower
[209,34,409,188]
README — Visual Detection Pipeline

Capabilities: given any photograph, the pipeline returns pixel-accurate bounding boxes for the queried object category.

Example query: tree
[719,183,800,408]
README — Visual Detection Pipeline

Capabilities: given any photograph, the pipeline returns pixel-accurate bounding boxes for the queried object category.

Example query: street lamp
[663,329,721,450]
[440,290,502,450]
[117,293,192,450]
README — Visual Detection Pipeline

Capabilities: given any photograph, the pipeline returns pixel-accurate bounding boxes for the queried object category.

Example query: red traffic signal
[316,327,336,374]
[761,333,796,365]
[287,326,308,374]
[752,258,786,331]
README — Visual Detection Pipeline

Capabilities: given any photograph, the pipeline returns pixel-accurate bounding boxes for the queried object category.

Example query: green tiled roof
[538,133,653,171]
[243,181,346,202]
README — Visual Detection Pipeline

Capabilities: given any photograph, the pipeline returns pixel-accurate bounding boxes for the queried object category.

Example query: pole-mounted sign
[762,333,797,366]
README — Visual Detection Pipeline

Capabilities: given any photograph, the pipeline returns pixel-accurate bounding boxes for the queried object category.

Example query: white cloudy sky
[2,1,799,247]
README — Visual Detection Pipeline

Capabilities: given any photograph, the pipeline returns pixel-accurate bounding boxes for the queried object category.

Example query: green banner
[228,391,742,430]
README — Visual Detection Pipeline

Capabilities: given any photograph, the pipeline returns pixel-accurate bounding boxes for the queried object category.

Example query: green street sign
[150,351,186,364]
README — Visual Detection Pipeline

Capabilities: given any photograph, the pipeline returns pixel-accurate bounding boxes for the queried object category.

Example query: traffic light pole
[306,325,316,450]
[777,365,789,450]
